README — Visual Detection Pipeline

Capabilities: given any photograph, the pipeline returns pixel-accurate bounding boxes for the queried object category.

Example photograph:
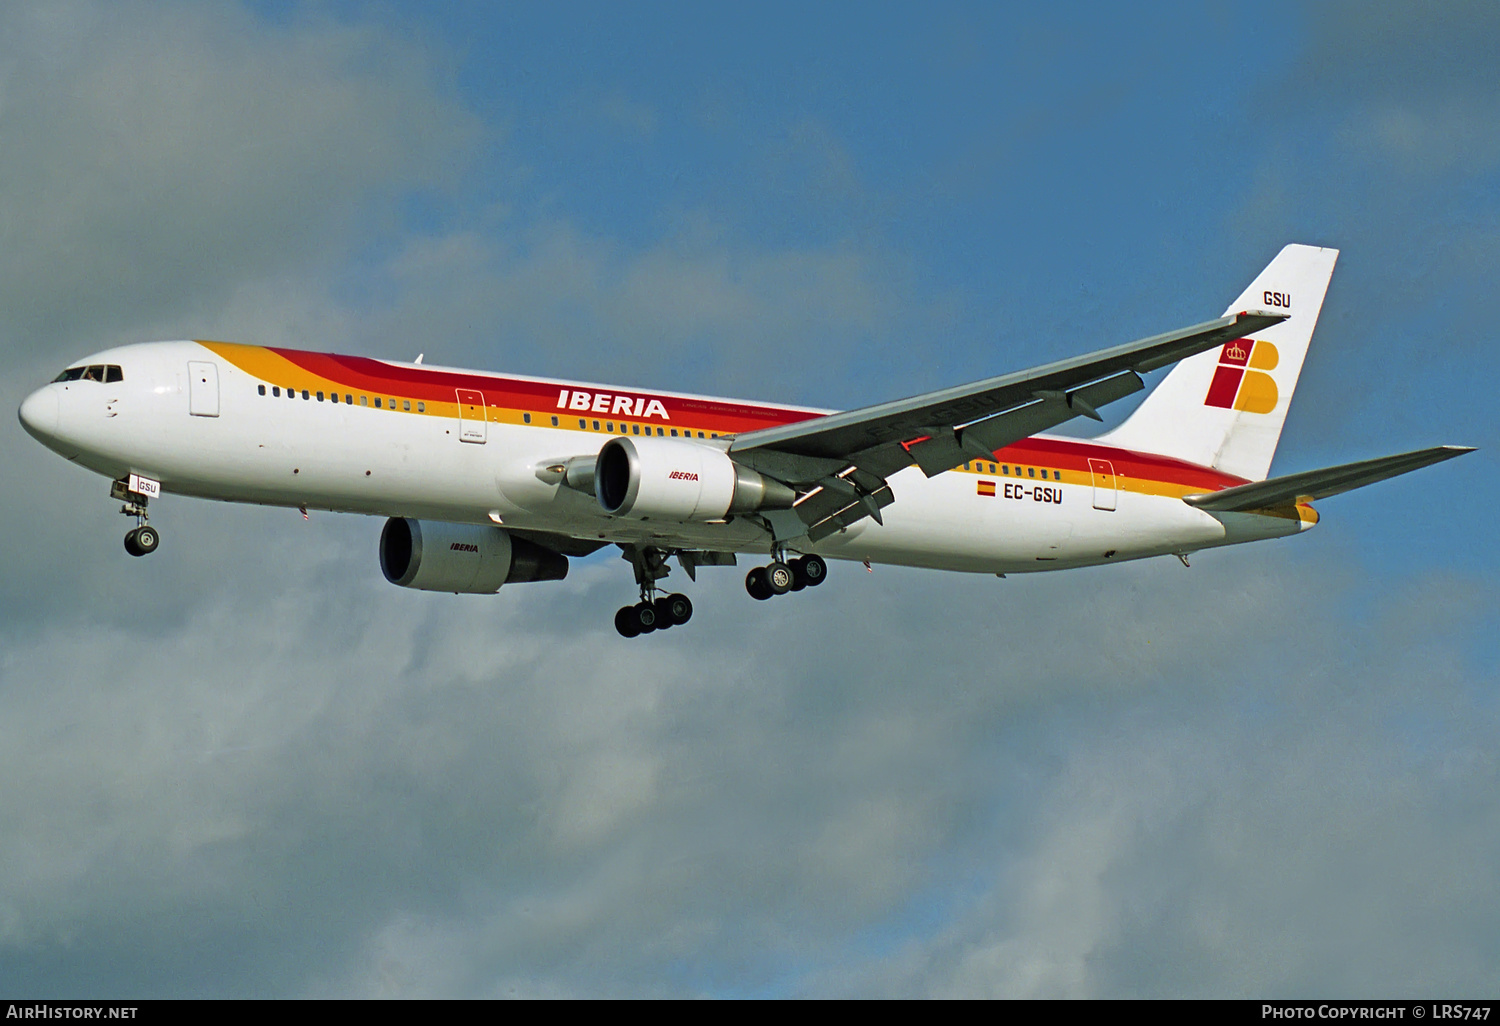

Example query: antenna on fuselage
[414,354,424,364]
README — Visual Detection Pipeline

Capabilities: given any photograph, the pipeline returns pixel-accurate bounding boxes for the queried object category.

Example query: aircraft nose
[18,386,59,442]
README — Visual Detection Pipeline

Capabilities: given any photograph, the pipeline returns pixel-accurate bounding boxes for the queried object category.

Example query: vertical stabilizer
[1099,244,1338,481]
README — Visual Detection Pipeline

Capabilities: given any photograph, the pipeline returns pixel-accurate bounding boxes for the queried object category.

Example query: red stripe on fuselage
[258,345,1245,493]
[265,347,824,434]
[996,435,1246,492]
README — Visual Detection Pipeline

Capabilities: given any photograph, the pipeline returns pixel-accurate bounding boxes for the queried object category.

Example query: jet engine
[379,518,568,593]
[593,436,795,520]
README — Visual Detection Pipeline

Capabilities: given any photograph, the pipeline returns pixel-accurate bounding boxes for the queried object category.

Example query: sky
[0,0,1496,998]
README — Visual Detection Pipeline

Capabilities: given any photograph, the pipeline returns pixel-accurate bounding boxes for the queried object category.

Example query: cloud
[0,0,477,360]
[357,219,903,401]
[4,525,1491,997]
[0,0,475,632]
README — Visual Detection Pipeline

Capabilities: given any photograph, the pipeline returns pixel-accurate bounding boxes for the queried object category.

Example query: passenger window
[360,396,368,406]
[301,390,309,399]
[988,463,996,473]
[403,400,411,412]
[374,398,381,408]
[1027,467,1035,477]
[1002,465,1009,475]
[317,391,324,402]
[606,422,614,432]
[258,385,266,396]
[1053,470,1061,480]
[523,412,531,424]
[711,433,718,439]
[656,427,664,436]
[330,392,338,403]
[388,398,395,409]
[273,386,281,397]
[346,395,353,404]
[106,366,123,383]
[592,420,600,430]
[632,424,639,435]
[287,388,295,399]
[551,416,559,426]
[418,402,425,413]
[578,419,587,429]
[671,429,678,437]
[697,432,705,438]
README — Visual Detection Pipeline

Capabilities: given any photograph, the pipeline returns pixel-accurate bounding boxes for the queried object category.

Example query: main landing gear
[745,553,827,601]
[614,592,694,638]
[615,544,694,638]
[111,478,160,557]
[610,545,830,636]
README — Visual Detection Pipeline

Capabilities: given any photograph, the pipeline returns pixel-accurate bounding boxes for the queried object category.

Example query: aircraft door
[1088,458,1117,511]
[188,361,219,417]
[456,389,487,443]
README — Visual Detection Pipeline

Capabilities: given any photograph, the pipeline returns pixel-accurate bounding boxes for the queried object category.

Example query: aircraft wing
[1183,445,1476,513]
[728,310,1287,541]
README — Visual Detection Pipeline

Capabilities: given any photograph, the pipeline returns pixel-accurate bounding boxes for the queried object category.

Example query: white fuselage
[19,341,1311,576]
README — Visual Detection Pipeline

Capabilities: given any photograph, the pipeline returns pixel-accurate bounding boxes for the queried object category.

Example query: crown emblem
[1225,341,1247,362]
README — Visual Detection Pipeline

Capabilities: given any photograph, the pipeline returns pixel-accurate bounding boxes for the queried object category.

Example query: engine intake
[594,436,795,520]
[379,518,568,593]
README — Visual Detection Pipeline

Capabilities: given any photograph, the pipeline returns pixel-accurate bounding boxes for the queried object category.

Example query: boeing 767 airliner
[17,244,1473,637]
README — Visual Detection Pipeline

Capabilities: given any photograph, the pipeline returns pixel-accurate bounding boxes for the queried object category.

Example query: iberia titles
[557,389,670,420]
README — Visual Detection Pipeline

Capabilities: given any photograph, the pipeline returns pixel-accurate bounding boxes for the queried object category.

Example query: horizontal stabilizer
[1183,445,1475,512]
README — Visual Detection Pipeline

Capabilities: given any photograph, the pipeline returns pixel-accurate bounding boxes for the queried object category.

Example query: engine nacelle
[379,518,568,593]
[594,436,795,520]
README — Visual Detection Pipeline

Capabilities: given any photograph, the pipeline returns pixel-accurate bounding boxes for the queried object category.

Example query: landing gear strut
[745,552,826,600]
[111,479,159,557]
[615,544,694,638]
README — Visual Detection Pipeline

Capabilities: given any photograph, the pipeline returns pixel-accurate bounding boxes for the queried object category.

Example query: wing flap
[1184,446,1475,512]
[907,370,1144,477]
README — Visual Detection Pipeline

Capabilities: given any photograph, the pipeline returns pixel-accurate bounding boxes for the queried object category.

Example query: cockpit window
[51,364,122,383]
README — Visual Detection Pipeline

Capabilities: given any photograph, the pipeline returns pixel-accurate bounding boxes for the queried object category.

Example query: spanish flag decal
[977,480,996,497]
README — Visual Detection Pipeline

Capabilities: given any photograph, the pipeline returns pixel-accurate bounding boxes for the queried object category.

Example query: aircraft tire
[745,567,773,601]
[662,593,693,625]
[134,525,160,555]
[800,554,827,586]
[123,529,143,557]
[789,557,809,591]
[614,606,642,638]
[765,561,795,595]
[635,601,660,632]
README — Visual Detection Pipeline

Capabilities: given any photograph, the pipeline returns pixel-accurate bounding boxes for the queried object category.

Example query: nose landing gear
[111,478,159,557]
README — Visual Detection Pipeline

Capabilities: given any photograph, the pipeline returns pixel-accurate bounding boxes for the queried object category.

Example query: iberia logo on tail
[1204,339,1279,413]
